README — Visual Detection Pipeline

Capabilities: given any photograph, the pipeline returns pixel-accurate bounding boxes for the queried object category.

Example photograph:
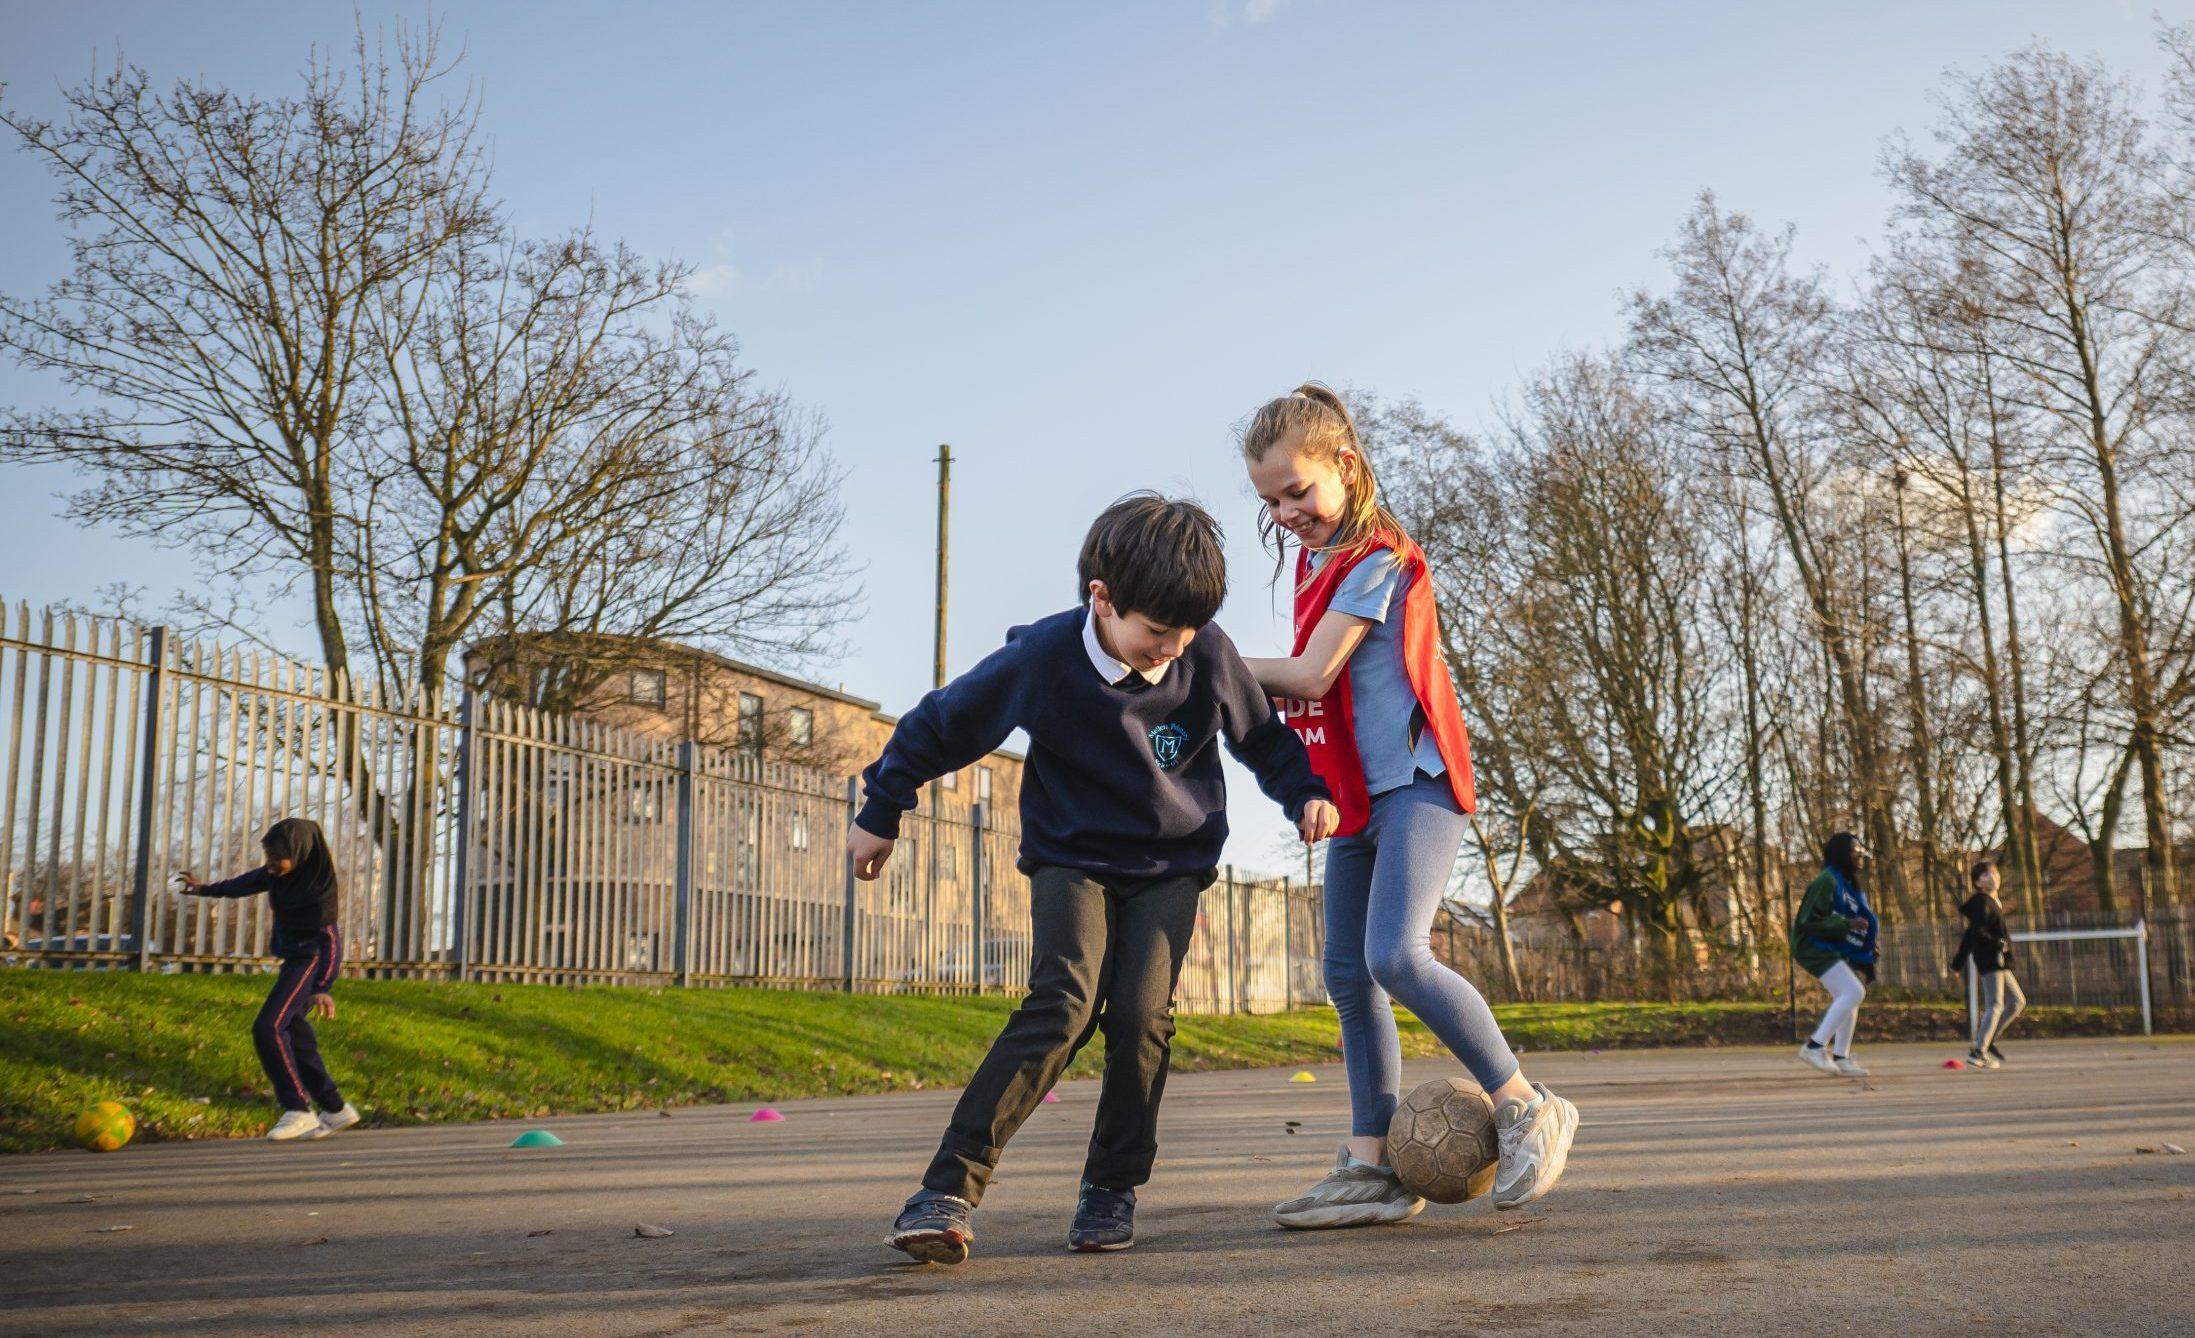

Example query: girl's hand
[309,993,335,1021]
[1298,799,1340,844]
[172,871,203,894]
[847,824,895,881]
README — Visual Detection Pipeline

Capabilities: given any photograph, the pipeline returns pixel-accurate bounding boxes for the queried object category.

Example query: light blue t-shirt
[1310,548,1446,796]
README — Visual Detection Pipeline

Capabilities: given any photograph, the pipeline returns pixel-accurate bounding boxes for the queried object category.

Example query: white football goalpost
[1966,919,2152,1038]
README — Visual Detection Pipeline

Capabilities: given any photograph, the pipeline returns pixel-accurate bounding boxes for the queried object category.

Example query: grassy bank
[0,971,2149,1153]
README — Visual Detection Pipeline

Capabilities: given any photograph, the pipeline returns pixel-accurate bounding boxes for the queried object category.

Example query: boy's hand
[1298,799,1339,844]
[847,823,895,881]
[309,993,335,1021]
[172,871,203,894]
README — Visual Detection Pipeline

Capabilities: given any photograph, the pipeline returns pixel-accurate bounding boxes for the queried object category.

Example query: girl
[1790,832,1879,1078]
[1951,857,2022,1069]
[175,818,361,1141]
[1238,384,1578,1229]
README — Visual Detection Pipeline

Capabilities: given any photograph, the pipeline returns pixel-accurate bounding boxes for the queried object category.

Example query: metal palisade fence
[0,598,1322,1013]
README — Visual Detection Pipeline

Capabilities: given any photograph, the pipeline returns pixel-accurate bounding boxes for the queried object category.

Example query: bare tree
[1886,47,2189,902]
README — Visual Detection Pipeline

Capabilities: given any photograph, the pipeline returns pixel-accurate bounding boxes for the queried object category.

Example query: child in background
[1791,831,1879,1078]
[1952,857,2022,1068]
[855,493,1336,1263]
[175,817,362,1141]
[1237,384,1579,1228]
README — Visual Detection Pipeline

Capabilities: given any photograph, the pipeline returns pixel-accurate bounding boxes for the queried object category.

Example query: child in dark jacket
[1950,858,2022,1069]
[175,818,361,1141]
[856,493,1336,1263]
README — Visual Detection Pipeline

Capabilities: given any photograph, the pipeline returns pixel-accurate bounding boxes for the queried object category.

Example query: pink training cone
[1042,1091,1061,1104]
[1942,1058,1965,1070]
[749,1107,785,1122]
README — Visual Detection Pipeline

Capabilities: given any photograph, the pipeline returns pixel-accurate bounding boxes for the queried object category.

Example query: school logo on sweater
[1147,723,1188,768]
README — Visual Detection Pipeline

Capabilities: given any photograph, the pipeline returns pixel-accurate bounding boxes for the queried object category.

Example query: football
[1386,1076,1498,1203]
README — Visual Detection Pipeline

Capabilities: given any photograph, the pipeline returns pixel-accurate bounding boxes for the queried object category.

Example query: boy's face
[263,852,296,877]
[1088,581,1197,671]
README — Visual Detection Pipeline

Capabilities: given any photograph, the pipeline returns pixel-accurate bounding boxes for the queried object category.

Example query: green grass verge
[0,971,2153,1153]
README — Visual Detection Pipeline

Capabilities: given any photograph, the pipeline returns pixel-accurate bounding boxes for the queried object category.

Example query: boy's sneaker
[1799,1044,1838,1075]
[1273,1146,1425,1230]
[265,1110,323,1141]
[1988,1044,2008,1066]
[1067,1182,1136,1252]
[1833,1056,1869,1077]
[1491,1083,1579,1211]
[312,1102,362,1137]
[886,1189,974,1265]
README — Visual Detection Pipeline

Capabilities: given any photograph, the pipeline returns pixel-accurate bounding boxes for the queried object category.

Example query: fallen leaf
[1491,1217,1544,1235]
[92,1224,134,1234]
[528,1229,555,1237]
[634,1223,674,1239]
[1284,1120,1303,1127]
[6,1188,37,1196]
[298,1236,329,1246]
[67,1195,97,1204]
[2166,1143,2188,1155]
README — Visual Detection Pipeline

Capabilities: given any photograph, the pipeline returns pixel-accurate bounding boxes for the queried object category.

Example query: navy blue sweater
[855,609,1328,881]
[195,867,339,953]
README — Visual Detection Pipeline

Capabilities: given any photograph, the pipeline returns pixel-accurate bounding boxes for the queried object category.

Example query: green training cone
[510,1129,565,1148]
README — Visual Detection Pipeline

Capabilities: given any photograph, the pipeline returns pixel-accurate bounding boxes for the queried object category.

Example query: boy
[851,492,1337,1263]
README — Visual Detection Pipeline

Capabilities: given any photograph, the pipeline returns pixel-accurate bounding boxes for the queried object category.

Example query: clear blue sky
[1,1,2182,867]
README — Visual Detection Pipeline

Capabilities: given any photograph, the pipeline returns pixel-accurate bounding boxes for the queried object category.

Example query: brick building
[465,634,1024,812]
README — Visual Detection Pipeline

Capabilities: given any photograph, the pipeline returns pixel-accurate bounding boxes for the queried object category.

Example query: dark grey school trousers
[921,863,1205,1203]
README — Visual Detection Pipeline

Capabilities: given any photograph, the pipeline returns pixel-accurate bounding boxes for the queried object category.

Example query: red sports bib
[1281,534,1476,836]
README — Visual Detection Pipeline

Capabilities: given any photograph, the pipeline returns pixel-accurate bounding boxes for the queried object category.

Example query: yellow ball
[73,1101,135,1153]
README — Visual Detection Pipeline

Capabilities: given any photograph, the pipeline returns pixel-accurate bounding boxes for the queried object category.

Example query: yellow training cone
[1289,1071,1317,1083]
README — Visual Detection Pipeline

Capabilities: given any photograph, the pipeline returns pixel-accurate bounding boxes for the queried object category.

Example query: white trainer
[1491,1083,1579,1211]
[312,1103,362,1137]
[265,1110,324,1141]
[1799,1045,1838,1074]
[1833,1056,1869,1077]
[1272,1146,1425,1229]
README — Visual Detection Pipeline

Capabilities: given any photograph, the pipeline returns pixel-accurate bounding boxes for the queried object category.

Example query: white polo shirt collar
[1084,607,1168,686]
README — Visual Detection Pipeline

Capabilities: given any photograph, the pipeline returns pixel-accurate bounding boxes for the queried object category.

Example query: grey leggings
[1974,969,2026,1053]
[1324,772,1520,1138]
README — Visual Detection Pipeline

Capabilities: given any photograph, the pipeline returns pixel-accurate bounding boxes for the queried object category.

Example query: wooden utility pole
[934,444,952,689]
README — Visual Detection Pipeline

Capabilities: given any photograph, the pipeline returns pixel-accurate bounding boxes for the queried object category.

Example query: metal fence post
[1281,875,1293,1010]
[842,776,859,992]
[1224,865,1240,1015]
[449,686,477,982]
[673,741,695,987]
[2137,918,2153,1036]
[126,627,168,973]
[971,800,987,995]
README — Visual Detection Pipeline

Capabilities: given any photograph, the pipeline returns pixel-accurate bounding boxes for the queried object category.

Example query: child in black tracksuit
[176,818,361,1141]
[854,493,1336,1263]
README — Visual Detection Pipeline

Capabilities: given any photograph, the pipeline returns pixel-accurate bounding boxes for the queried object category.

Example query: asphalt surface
[5,1037,2193,1336]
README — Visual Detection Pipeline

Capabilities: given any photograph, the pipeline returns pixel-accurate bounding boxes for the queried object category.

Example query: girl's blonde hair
[1239,382,1407,579]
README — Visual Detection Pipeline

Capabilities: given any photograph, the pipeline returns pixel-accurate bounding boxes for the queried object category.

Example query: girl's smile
[1248,443,1356,550]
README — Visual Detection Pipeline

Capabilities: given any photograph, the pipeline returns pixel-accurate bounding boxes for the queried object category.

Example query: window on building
[977,765,994,802]
[738,693,763,751]
[789,808,810,851]
[629,668,667,708]
[788,706,813,748]
[940,770,958,791]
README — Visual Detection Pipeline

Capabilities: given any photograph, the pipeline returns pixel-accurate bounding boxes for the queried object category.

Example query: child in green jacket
[1791,832,1879,1077]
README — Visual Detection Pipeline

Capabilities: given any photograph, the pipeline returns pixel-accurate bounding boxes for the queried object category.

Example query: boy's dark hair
[1970,856,1998,886]
[1077,492,1227,628]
